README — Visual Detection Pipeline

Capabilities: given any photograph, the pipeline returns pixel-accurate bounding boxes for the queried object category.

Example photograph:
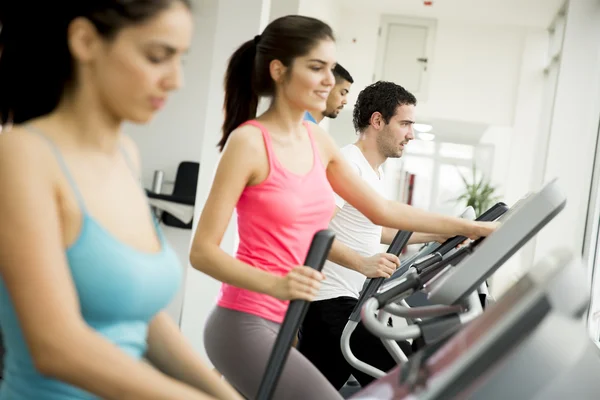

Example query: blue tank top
[303,111,317,124]
[0,127,183,399]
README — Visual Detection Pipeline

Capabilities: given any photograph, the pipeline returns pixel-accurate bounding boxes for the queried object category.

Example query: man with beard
[298,81,448,390]
[304,63,353,124]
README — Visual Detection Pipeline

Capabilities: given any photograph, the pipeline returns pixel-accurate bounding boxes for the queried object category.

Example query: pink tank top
[217,120,336,323]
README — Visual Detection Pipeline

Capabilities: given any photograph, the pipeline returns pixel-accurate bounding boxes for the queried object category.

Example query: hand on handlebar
[467,221,501,240]
[271,266,325,301]
[359,253,400,279]
[432,233,454,244]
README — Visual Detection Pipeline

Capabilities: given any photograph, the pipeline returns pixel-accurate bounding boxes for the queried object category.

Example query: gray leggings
[204,306,343,400]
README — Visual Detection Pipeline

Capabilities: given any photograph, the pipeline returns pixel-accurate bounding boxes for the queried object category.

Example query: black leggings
[297,296,413,390]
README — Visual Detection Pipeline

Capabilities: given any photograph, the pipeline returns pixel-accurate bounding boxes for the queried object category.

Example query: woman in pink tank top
[190,15,498,400]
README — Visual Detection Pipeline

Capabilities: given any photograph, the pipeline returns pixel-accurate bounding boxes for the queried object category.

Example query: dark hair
[333,63,353,84]
[352,81,417,133]
[219,15,335,152]
[0,0,191,126]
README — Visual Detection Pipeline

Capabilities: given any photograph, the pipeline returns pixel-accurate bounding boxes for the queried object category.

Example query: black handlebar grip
[348,230,413,322]
[419,242,479,284]
[481,201,509,220]
[389,230,413,256]
[255,230,336,400]
[413,252,443,274]
[373,272,421,308]
[435,202,509,256]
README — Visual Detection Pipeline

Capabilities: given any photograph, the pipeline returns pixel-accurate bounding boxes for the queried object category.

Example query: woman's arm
[146,312,243,400]
[0,133,212,400]
[381,227,447,246]
[316,130,496,239]
[189,127,323,302]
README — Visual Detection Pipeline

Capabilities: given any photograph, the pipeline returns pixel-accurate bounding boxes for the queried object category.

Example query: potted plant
[455,164,501,217]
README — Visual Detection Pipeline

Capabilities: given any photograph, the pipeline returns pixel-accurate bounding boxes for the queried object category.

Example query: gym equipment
[145,161,199,229]
[360,179,565,366]
[391,205,499,308]
[360,206,476,297]
[351,178,572,399]
[389,205,476,282]
[341,202,508,379]
[390,202,506,281]
[352,247,592,399]
[255,229,336,400]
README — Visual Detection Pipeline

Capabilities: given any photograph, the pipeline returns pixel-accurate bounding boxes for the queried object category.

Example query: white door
[374,16,436,100]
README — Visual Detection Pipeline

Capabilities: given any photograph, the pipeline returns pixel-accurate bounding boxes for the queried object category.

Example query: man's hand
[359,253,400,278]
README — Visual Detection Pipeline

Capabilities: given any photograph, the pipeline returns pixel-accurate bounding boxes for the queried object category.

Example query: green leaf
[453,163,502,217]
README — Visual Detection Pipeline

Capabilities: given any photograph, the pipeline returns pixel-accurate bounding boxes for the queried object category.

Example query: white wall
[332,9,379,109]
[420,21,524,126]
[334,10,528,126]
[503,30,549,206]
[533,0,600,263]
[124,1,219,323]
[480,29,549,296]
[270,0,299,22]
[179,0,271,364]
[299,0,342,35]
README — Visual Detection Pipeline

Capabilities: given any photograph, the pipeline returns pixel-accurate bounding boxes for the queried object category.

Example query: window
[434,163,482,216]
[439,143,474,160]
[584,114,600,344]
[407,139,436,156]
[545,3,567,73]
[383,140,494,216]
[533,1,567,192]
[374,15,437,101]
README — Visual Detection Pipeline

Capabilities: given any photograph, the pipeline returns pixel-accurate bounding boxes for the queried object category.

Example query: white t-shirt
[316,144,385,301]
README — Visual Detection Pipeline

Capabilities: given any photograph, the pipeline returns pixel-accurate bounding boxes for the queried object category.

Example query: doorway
[374,15,437,100]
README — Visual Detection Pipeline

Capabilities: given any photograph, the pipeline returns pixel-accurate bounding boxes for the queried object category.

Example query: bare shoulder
[225,124,265,153]
[306,122,337,164]
[222,123,268,166]
[219,124,268,185]
[0,127,57,176]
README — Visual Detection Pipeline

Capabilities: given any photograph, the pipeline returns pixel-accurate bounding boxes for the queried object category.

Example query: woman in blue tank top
[0,2,241,399]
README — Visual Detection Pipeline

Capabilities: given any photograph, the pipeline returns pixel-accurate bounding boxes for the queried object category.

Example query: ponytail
[219,39,259,152]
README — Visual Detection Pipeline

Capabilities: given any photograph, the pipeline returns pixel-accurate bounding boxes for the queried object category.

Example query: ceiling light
[414,123,433,133]
[418,132,435,141]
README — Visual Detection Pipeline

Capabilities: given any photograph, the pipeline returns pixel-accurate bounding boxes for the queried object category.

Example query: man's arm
[328,208,399,279]
[327,208,362,273]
